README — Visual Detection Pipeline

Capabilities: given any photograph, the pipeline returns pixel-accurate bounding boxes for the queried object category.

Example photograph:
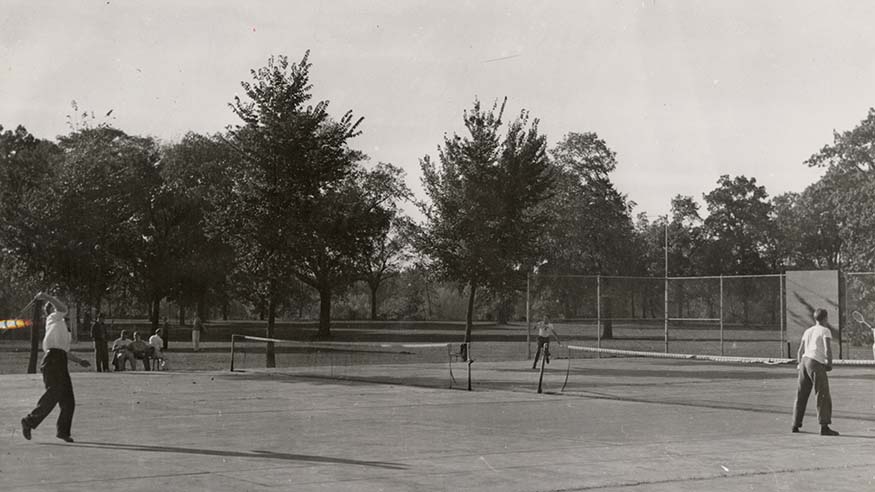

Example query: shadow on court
[42,441,408,469]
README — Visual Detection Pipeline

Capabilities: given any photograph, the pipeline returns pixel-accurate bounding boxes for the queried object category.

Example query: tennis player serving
[21,292,90,443]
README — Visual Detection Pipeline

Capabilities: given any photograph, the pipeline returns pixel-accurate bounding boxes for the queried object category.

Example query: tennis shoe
[791,426,800,433]
[21,419,31,440]
[820,426,839,436]
[56,434,74,443]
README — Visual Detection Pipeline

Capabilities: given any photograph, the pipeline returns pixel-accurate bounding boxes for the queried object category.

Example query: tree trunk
[266,289,276,368]
[496,297,511,325]
[424,278,432,321]
[150,296,161,333]
[602,297,614,339]
[369,282,379,321]
[317,288,332,339]
[27,301,43,374]
[464,282,477,343]
[178,304,186,327]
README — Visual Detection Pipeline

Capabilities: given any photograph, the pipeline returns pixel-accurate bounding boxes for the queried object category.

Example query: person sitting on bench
[128,331,156,371]
[111,331,135,371]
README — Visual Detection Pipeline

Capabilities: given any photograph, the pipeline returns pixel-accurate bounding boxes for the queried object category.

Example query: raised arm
[36,292,68,314]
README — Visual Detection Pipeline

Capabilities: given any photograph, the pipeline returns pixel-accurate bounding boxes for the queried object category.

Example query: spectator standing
[192,314,204,352]
[161,317,170,350]
[89,313,109,372]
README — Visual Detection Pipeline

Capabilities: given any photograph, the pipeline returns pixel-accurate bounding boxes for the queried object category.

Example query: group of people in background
[88,313,206,371]
[89,313,166,372]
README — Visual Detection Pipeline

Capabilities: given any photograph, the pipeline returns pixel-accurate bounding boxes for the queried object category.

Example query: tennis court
[3,348,875,491]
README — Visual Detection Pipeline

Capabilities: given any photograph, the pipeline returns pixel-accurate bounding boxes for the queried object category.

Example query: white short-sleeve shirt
[801,324,832,365]
[42,312,71,353]
[149,334,163,353]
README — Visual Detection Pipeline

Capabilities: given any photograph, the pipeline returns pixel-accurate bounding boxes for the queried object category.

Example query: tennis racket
[852,310,873,330]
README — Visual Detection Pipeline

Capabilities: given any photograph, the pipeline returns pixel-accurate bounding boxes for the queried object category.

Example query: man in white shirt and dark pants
[792,308,839,436]
[21,292,89,442]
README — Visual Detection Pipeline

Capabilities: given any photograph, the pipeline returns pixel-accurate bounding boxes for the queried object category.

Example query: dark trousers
[793,356,832,426]
[533,336,551,368]
[134,353,151,371]
[94,340,109,372]
[24,349,75,438]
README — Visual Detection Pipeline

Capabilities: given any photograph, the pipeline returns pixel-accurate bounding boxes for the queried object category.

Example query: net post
[561,346,572,392]
[537,347,546,393]
[230,334,237,372]
[447,344,456,388]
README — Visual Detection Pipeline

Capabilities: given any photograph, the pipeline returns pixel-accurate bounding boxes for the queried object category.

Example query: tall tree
[702,175,776,275]
[293,162,409,337]
[161,133,237,328]
[541,132,639,275]
[221,52,363,360]
[772,187,842,270]
[804,108,875,270]
[53,127,185,332]
[420,98,555,342]
[360,213,415,320]
[0,125,58,316]
[535,132,637,334]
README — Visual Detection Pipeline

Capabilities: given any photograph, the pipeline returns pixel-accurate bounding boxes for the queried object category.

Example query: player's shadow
[49,442,407,470]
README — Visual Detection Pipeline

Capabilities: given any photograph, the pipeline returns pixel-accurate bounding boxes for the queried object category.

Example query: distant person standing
[161,317,170,350]
[532,315,561,369]
[89,313,109,372]
[192,314,204,352]
[792,308,839,436]
[21,292,90,443]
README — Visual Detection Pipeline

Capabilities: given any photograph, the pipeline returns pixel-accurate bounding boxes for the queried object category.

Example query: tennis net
[229,335,468,389]
[559,344,875,393]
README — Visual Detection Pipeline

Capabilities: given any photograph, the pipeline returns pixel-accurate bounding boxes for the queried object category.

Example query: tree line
[2,52,874,361]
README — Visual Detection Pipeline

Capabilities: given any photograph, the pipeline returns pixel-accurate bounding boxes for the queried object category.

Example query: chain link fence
[527,273,784,358]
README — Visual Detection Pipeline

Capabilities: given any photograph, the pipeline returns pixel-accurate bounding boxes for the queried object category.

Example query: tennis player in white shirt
[21,292,90,442]
[792,308,839,436]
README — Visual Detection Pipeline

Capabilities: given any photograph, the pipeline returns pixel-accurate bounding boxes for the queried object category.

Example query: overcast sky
[4,1,875,220]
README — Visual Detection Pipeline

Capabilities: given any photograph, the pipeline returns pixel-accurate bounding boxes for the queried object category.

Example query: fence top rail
[530,273,785,280]
[669,274,784,280]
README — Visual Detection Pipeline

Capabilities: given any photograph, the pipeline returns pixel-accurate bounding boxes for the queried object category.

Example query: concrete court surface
[2,358,875,492]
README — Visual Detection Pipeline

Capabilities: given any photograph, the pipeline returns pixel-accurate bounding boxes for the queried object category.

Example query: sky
[3,1,875,220]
